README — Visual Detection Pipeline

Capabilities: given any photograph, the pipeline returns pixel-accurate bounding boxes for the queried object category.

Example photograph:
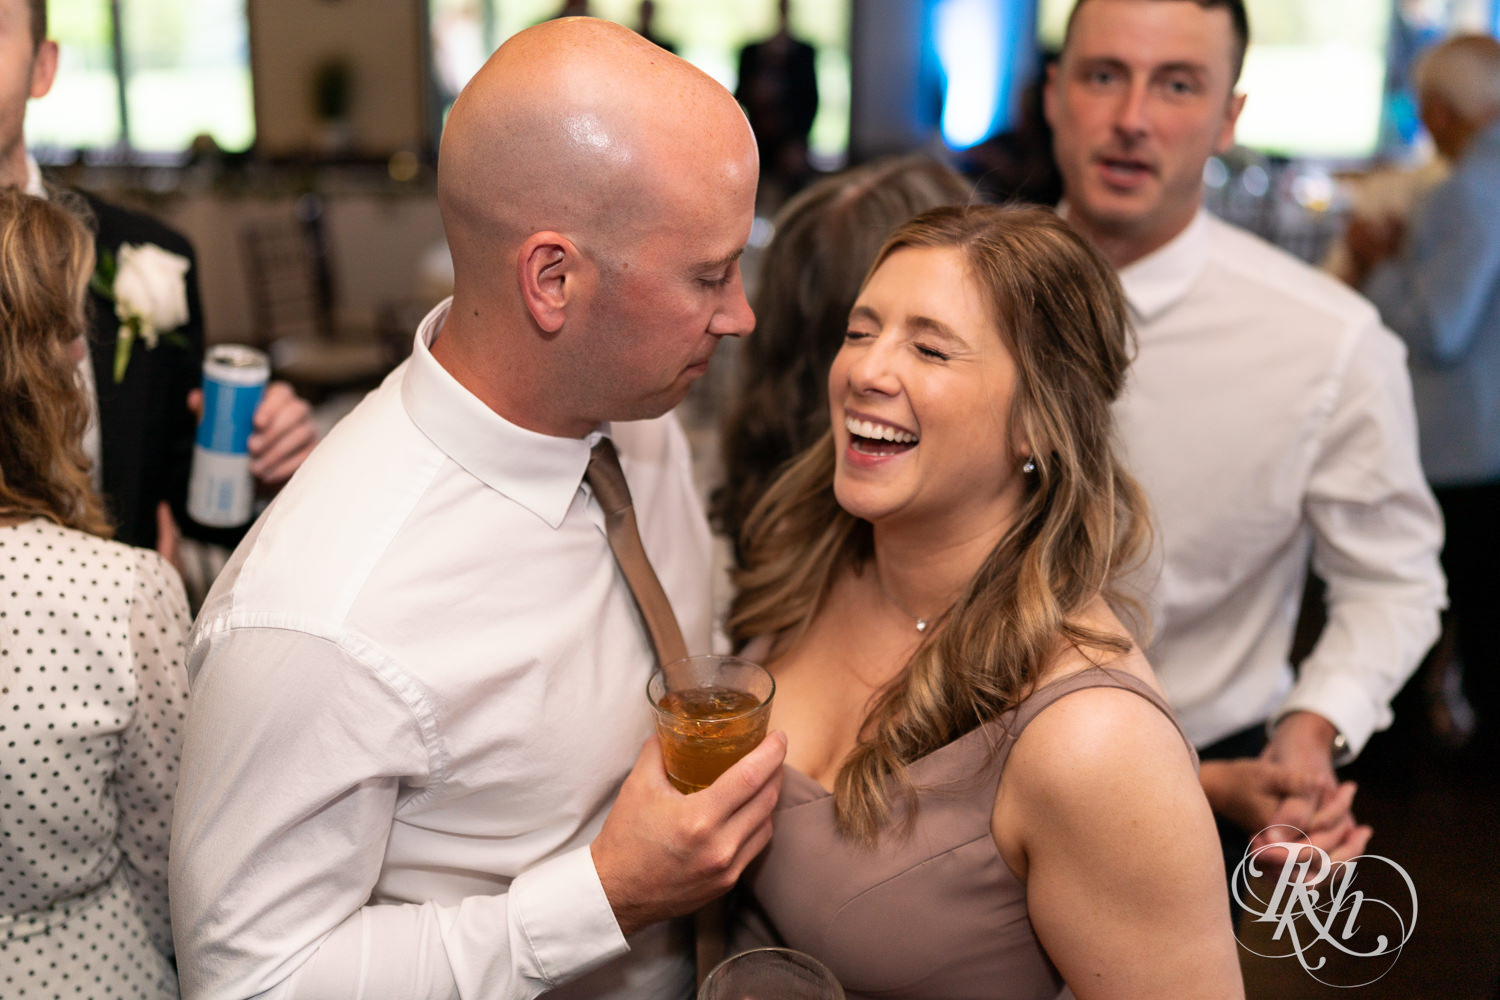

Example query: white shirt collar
[1116,209,1212,323]
[24,154,45,197]
[401,299,608,529]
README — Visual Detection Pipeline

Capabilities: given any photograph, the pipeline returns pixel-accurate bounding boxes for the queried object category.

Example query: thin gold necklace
[873,565,942,633]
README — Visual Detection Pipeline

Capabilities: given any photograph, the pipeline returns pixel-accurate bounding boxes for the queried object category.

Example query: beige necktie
[588,439,721,981]
[586,438,689,668]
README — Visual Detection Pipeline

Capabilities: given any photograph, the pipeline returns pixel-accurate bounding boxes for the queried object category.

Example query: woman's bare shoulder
[1033,597,1164,696]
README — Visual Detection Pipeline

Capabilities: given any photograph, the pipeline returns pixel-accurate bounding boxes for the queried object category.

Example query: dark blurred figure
[636,0,676,53]
[735,0,819,203]
[1353,34,1500,765]
[713,155,976,563]
[548,0,591,19]
[956,67,1063,207]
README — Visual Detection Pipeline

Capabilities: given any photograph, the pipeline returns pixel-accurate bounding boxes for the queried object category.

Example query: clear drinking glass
[647,654,775,794]
[698,947,846,1000]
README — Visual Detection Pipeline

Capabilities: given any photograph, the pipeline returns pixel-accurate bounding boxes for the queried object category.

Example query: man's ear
[30,40,58,101]
[517,231,580,334]
[1042,60,1059,129]
[1215,91,1247,155]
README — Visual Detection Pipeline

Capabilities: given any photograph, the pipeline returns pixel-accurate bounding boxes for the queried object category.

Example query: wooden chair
[240,193,394,401]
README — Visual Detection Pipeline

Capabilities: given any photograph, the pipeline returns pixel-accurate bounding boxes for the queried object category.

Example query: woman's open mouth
[846,415,918,457]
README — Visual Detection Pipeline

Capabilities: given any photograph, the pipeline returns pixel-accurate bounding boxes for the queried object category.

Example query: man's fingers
[253,382,296,429]
[1327,824,1374,866]
[710,767,782,883]
[1307,780,1357,833]
[1263,792,1316,840]
[702,730,787,810]
[251,423,318,482]
[248,382,317,482]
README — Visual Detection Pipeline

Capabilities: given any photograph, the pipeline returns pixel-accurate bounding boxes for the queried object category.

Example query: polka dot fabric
[1,519,189,999]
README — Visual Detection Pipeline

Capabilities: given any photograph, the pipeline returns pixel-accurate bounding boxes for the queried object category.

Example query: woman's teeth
[845,416,917,444]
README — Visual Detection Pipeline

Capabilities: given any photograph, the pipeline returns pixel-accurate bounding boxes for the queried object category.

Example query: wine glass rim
[701,946,844,996]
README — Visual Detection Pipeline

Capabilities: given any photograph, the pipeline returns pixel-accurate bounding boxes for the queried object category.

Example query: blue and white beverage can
[187,344,270,527]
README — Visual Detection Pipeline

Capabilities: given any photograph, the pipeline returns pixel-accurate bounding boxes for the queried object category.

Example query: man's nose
[1113,81,1150,140]
[711,273,756,338]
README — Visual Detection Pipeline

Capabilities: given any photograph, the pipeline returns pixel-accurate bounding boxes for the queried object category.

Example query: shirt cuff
[508,845,630,988]
[1274,670,1384,764]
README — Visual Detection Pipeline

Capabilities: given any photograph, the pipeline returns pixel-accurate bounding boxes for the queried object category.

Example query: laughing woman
[728,205,1243,999]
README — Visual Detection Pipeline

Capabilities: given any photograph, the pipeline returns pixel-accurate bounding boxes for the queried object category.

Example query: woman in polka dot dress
[0,189,189,999]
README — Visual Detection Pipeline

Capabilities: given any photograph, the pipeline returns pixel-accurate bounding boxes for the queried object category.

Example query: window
[429,0,851,167]
[29,0,253,161]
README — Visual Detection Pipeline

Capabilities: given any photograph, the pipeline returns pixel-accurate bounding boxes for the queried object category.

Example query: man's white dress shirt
[169,300,713,1000]
[1112,210,1446,755]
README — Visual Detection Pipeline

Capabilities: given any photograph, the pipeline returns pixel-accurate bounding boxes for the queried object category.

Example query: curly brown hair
[0,187,112,537]
[729,204,1149,843]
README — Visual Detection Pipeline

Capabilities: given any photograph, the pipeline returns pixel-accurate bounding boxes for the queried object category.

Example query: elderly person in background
[714,155,975,563]
[1353,34,1500,765]
[0,188,190,999]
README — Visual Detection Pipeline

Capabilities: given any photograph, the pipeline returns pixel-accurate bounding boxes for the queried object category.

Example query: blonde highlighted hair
[728,204,1149,843]
[0,187,112,537]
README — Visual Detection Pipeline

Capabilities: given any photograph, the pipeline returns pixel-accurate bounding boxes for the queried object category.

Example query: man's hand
[247,382,318,487]
[1199,756,1321,835]
[591,730,786,937]
[188,380,318,490]
[1253,711,1372,865]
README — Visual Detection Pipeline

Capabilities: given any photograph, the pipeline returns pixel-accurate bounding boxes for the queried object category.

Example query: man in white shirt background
[169,18,783,1000]
[1045,0,1446,870]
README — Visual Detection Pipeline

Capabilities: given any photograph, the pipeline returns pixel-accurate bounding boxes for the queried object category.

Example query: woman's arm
[993,685,1244,999]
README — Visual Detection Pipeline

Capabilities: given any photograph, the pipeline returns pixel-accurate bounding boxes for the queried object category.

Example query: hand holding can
[187,345,269,528]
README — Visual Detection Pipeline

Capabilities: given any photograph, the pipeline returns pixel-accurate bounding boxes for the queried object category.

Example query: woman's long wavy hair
[0,187,112,537]
[712,155,976,565]
[728,204,1150,844]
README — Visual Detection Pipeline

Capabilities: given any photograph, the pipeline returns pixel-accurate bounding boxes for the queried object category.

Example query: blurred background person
[713,154,975,564]
[1354,33,1500,767]
[636,0,676,53]
[1,0,317,576]
[0,187,190,1000]
[547,0,591,20]
[727,205,1242,999]
[736,0,819,204]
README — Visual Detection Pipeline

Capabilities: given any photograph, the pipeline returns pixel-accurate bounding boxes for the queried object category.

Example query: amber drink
[649,655,775,794]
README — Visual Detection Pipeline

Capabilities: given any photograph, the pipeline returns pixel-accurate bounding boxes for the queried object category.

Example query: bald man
[169,20,778,1000]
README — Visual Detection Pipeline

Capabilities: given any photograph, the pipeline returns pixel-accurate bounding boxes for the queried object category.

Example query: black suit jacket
[80,191,211,549]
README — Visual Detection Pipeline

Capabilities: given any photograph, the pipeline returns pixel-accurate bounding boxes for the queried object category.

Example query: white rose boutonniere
[91,242,192,383]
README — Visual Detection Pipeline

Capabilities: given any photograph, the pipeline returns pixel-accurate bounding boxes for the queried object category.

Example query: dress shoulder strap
[991,665,1199,774]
